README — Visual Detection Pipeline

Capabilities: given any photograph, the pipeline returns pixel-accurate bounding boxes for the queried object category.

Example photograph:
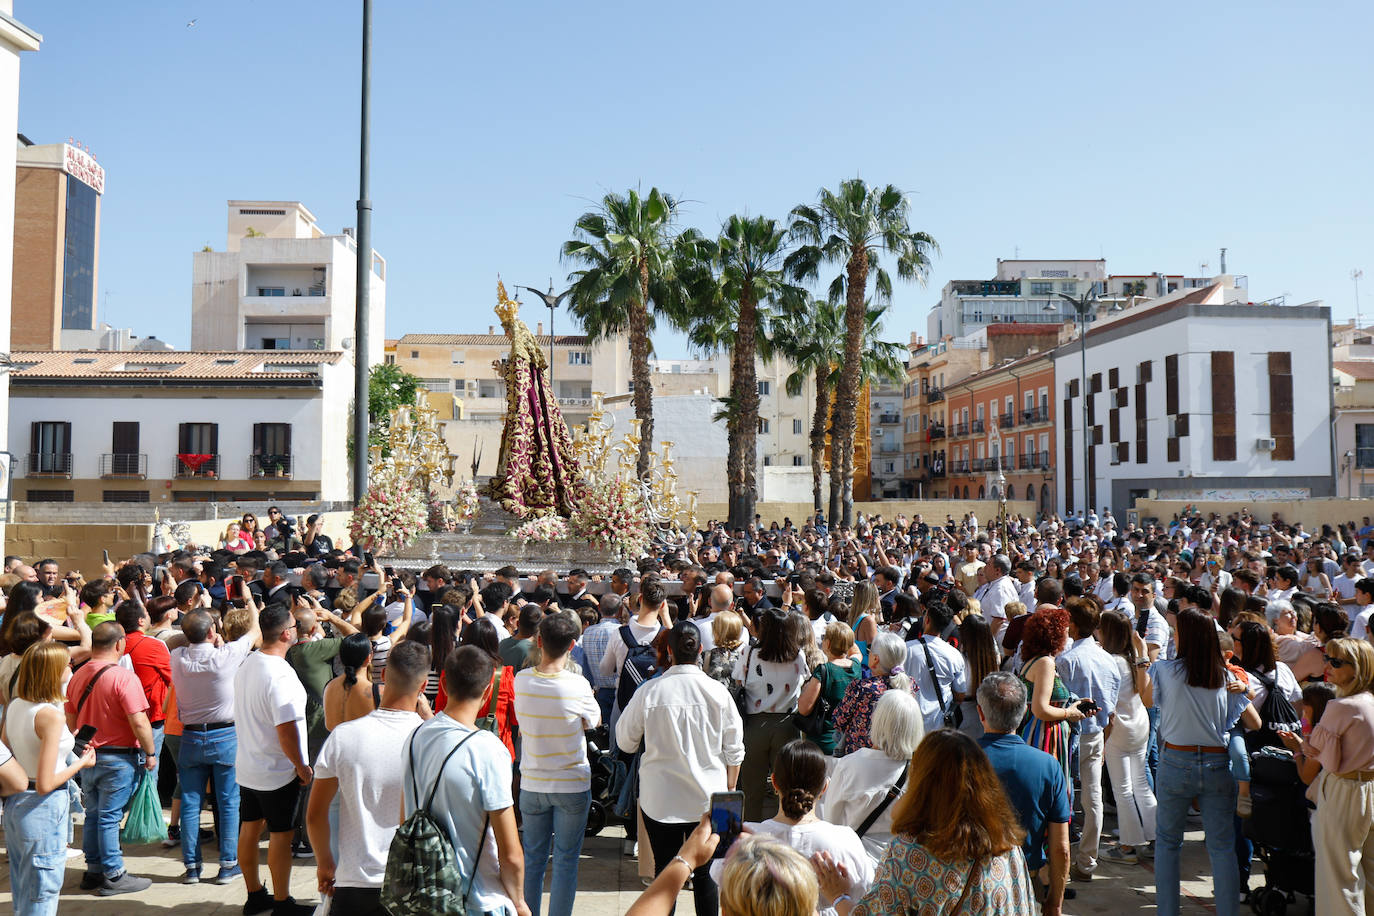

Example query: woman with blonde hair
[847,581,879,669]
[815,728,1036,914]
[220,521,251,553]
[706,611,745,690]
[2,641,97,915]
[798,623,861,755]
[1278,637,1374,912]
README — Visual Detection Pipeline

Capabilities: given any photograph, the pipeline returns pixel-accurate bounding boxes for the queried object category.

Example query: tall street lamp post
[1049,290,1120,518]
[352,0,374,504]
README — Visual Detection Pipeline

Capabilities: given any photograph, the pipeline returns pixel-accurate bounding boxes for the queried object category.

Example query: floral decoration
[349,479,427,553]
[509,514,570,545]
[427,491,456,533]
[457,480,480,523]
[570,475,652,560]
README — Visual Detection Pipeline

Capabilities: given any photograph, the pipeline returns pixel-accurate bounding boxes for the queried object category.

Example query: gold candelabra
[571,392,698,535]
[367,397,460,494]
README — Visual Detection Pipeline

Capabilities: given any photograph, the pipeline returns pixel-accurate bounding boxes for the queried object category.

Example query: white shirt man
[904,609,969,733]
[978,557,1017,637]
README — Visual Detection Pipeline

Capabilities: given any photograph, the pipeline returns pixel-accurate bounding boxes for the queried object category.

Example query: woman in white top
[1301,557,1333,601]
[2,641,96,915]
[817,690,924,866]
[732,606,810,821]
[1235,621,1303,716]
[711,739,872,916]
[1097,610,1157,863]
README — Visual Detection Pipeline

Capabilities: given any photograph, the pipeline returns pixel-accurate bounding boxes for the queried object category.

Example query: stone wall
[694,499,1036,528]
[1133,498,1374,532]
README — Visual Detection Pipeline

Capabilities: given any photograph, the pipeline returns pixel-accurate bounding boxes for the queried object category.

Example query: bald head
[16,565,36,583]
[709,584,735,613]
[714,570,736,587]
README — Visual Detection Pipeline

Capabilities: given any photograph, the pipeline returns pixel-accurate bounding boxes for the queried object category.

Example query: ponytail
[885,667,913,695]
[337,631,373,694]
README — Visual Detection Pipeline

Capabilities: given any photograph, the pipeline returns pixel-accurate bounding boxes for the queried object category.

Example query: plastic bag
[312,897,332,916]
[120,770,168,845]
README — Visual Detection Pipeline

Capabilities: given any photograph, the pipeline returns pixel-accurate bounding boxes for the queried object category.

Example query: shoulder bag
[920,636,961,729]
[856,763,909,838]
[730,644,754,717]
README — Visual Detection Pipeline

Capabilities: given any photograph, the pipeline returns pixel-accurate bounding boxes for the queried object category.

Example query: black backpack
[1245,668,1304,752]
[616,625,661,711]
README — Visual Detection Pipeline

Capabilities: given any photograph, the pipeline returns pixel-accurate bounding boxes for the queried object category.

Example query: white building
[8,350,354,505]
[927,258,1221,341]
[1054,281,1333,516]
[192,200,386,366]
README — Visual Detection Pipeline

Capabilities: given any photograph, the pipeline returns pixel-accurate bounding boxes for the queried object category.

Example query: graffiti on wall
[1154,488,1311,502]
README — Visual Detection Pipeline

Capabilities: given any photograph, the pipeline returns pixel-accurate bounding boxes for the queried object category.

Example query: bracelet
[669,854,692,873]
[833,894,852,907]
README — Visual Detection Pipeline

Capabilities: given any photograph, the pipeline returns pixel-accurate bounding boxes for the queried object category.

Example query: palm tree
[778,299,906,519]
[786,179,936,525]
[776,295,842,515]
[685,215,798,529]
[562,188,707,476]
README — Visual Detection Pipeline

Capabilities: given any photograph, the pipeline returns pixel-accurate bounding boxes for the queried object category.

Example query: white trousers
[1315,771,1374,915]
[1105,733,1157,847]
[1077,730,1105,872]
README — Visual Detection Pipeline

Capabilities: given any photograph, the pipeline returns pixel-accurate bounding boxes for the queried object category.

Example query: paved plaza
[0,808,1272,915]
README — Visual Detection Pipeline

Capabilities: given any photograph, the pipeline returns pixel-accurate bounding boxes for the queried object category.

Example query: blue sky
[16,1,1374,352]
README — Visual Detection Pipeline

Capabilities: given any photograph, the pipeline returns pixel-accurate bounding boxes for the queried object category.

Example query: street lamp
[352,0,374,504]
[995,468,1008,548]
[1344,449,1355,498]
[1046,290,1121,518]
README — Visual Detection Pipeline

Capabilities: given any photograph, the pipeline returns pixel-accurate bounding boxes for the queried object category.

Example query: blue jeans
[80,751,140,877]
[520,789,591,916]
[4,789,67,916]
[595,687,615,728]
[1156,747,1239,916]
[178,727,240,869]
[1145,706,1161,789]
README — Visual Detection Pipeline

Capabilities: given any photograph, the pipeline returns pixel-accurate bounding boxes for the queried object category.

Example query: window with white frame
[758,418,770,434]
[792,418,803,434]
[758,380,770,396]
[568,351,591,365]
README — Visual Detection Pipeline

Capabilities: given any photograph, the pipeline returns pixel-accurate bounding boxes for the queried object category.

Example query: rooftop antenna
[1219,247,1227,275]
[1355,269,1365,329]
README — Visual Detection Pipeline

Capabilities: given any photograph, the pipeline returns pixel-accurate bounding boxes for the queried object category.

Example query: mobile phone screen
[709,791,745,859]
[72,724,98,755]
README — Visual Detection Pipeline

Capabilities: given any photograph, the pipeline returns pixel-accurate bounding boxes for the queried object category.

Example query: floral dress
[833,675,890,755]
[1018,656,1074,800]
[851,836,1036,915]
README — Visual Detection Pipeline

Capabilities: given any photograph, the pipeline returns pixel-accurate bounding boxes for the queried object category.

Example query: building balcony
[1017,451,1051,470]
[100,453,147,479]
[557,396,594,409]
[1020,406,1050,425]
[878,413,901,425]
[998,415,1014,430]
[928,424,946,440]
[951,460,970,474]
[249,453,293,479]
[931,464,946,478]
[970,458,986,472]
[971,419,985,433]
[877,442,901,454]
[175,454,220,479]
[1000,455,1015,470]
[926,387,944,402]
[25,453,72,478]
[951,279,1021,297]
[953,422,969,437]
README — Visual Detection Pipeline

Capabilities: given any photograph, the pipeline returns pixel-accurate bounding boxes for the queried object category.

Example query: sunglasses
[1324,655,1351,669]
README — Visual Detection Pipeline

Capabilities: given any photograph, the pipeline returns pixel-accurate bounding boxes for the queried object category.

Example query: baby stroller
[1244,746,1315,915]
[585,725,627,837]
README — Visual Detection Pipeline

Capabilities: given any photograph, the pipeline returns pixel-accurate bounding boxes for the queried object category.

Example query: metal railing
[971,419,985,433]
[998,415,1014,429]
[877,442,901,454]
[175,454,220,479]
[953,422,969,437]
[926,388,944,402]
[25,452,72,477]
[250,454,293,479]
[99,453,147,478]
[951,460,970,474]
[879,413,902,425]
[1021,406,1050,424]
[928,425,946,440]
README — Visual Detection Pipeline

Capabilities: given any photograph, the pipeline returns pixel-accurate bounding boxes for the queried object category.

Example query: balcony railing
[877,442,901,454]
[998,415,1014,429]
[1000,455,1015,470]
[250,454,294,479]
[100,453,147,478]
[25,452,72,477]
[1017,451,1051,470]
[951,460,970,474]
[931,463,946,478]
[953,422,969,437]
[879,413,901,425]
[971,419,985,433]
[971,458,987,472]
[928,425,946,440]
[951,279,1022,297]
[175,454,220,479]
[926,387,944,402]
[1020,406,1050,425]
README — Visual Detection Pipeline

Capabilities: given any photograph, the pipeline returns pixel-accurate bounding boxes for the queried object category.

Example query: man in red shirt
[118,601,172,781]
[66,621,158,896]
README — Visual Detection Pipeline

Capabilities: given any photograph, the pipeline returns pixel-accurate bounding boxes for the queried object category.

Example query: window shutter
[1135,382,1148,463]
[252,423,264,455]
[1269,351,1294,460]
[30,422,38,455]
[1211,351,1237,462]
[1165,354,1179,415]
[178,423,190,454]
[208,424,219,455]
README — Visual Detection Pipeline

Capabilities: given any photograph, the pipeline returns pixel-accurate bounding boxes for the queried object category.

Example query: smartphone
[102,549,110,566]
[230,575,247,607]
[384,565,395,578]
[362,551,374,567]
[391,576,403,592]
[72,724,98,757]
[1078,699,1100,716]
[709,790,745,859]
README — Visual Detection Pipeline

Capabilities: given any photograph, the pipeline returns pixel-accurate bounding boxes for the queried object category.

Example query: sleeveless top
[7,697,73,778]
[852,614,871,669]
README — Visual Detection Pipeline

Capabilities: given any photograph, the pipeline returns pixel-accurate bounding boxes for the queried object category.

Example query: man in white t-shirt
[513,612,601,916]
[1349,579,1374,640]
[597,579,667,717]
[233,605,314,916]
[403,646,531,916]
[307,639,427,916]
[978,555,1017,639]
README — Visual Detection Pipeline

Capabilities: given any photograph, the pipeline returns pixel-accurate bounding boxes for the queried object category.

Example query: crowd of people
[2,503,1374,914]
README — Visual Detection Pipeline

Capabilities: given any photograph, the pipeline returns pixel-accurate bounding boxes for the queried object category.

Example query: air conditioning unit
[1256,437,1277,451]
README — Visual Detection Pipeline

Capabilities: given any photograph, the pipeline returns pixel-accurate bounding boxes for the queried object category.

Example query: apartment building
[8,350,352,504]
[900,336,985,498]
[192,201,386,366]
[870,380,905,498]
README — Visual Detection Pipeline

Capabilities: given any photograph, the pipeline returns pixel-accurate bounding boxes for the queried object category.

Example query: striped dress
[1017,656,1074,801]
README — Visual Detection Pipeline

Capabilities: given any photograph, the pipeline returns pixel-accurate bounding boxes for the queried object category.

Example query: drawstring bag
[120,770,168,845]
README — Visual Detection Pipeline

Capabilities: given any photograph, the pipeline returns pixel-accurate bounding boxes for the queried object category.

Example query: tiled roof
[9,350,346,380]
[1335,361,1374,380]
[396,333,589,346]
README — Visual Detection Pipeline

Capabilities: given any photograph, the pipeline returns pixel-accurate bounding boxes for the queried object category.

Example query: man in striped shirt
[512,612,601,916]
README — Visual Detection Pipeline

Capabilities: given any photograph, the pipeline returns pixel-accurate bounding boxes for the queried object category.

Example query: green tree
[684,214,799,528]
[786,179,936,525]
[363,362,423,457]
[562,188,708,476]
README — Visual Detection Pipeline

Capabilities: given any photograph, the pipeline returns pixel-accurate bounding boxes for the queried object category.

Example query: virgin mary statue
[487,281,584,518]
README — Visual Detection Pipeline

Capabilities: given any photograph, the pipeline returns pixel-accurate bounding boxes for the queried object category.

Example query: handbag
[730,645,754,717]
[919,636,961,729]
[791,665,833,739]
